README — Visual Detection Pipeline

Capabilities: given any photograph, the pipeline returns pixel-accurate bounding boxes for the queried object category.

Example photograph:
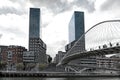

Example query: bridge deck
[60,46,120,65]
[68,64,120,71]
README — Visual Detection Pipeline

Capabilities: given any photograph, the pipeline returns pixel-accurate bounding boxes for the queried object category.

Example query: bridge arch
[58,20,120,65]
[86,20,120,34]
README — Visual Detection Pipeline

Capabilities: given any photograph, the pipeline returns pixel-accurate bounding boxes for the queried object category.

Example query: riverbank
[0,71,120,77]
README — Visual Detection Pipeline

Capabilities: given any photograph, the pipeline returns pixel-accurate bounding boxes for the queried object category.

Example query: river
[0,77,120,80]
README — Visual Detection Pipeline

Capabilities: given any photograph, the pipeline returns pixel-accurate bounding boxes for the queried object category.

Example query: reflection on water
[0,77,120,80]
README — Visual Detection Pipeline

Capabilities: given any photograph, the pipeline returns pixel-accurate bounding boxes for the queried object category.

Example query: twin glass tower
[29,8,85,63]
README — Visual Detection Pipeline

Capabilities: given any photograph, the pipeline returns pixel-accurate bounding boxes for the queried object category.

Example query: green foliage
[26,63,36,70]
[16,63,24,70]
[48,55,52,64]
[0,61,7,70]
[39,63,48,70]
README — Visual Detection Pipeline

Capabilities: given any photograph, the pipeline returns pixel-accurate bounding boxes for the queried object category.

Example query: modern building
[0,45,8,61]
[29,8,40,39]
[29,8,47,63]
[69,11,85,43]
[97,55,120,69]
[65,12,97,67]
[2,45,27,70]
[54,51,66,64]
[23,51,35,63]
[65,11,85,53]
[65,41,76,52]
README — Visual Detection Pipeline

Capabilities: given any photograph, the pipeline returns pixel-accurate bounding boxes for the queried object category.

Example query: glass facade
[69,11,85,43]
[29,8,40,38]
[28,8,47,63]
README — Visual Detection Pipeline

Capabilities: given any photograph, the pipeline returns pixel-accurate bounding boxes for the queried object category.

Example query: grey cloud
[100,0,120,11]
[57,40,67,47]
[0,0,27,15]
[0,26,26,37]
[54,40,67,51]
[74,0,95,13]
[10,0,21,3]
[6,28,25,37]
[47,40,67,58]
[42,22,49,28]
[47,44,57,58]
[0,34,3,39]
[0,7,25,15]
[29,0,69,14]
[29,0,96,14]
[58,40,67,50]
[10,37,14,40]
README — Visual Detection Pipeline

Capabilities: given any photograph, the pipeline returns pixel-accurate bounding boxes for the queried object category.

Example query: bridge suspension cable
[58,20,120,65]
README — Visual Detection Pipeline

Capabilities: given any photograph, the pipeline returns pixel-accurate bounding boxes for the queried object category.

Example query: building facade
[23,51,35,63]
[54,51,66,64]
[66,11,85,53]
[97,56,120,69]
[69,11,85,43]
[29,38,47,63]
[29,8,47,63]
[0,45,8,61]
[29,8,40,39]
[65,11,85,57]
[2,45,27,70]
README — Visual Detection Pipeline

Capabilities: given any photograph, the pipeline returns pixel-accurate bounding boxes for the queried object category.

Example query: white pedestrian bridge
[58,20,120,66]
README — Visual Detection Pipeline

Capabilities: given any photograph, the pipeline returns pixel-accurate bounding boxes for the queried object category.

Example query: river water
[0,77,120,80]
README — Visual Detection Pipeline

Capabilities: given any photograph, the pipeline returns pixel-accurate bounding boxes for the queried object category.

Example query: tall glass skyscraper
[65,11,85,52]
[64,11,85,65]
[29,8,40,38]
[29,8,47,63]
[69,11,85,43]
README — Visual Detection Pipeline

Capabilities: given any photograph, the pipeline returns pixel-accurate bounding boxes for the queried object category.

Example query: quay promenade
[0,71,120,77]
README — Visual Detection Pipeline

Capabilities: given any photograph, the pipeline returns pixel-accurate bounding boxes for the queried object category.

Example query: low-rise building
[23,51,34,63]
[54,51,66,64]
[29,38,47,64]
[97,56,120,69]
[0,45,8,61]
[2,45,27,70]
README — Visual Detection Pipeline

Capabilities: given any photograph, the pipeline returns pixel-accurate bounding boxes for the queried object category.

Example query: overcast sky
[0,0,120,58]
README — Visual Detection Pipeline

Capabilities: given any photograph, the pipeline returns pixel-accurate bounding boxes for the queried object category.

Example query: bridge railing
[86,42,120,52]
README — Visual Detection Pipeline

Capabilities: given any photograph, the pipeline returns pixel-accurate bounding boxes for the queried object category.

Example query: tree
[39,63,48,70]
[0,61,7,70]
[26,63,36,70]
[16,63,24,71]
[48,55,52,64]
